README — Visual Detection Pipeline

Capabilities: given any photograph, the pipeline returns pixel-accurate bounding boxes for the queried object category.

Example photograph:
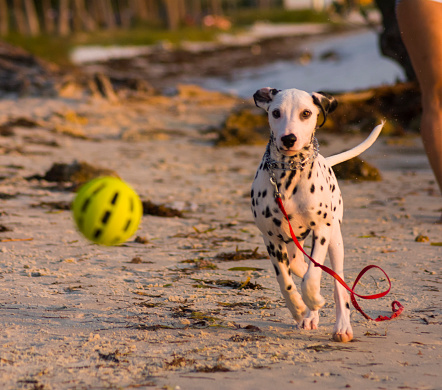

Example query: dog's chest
[251,155,342,240]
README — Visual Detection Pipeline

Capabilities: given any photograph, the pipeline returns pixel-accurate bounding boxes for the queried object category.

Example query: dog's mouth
[278,143,307,157]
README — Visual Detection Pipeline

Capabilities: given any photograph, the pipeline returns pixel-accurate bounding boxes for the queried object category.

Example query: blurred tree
[58,0,70,36]
[72,0,96,32]
[13,0,28,35]
[0,0,8,36]
[42,0,56,34]
[24,0,40,36]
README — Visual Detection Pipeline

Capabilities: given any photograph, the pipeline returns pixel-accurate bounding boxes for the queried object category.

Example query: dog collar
[264,137,319,171]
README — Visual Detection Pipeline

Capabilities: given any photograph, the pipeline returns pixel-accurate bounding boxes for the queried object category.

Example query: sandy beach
[0,78,440,390]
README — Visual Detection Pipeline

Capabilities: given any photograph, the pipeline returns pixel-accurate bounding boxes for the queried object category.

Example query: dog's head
[253,87,337,156]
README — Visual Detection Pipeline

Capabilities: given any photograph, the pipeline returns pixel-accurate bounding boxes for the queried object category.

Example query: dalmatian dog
[251,87,383,342]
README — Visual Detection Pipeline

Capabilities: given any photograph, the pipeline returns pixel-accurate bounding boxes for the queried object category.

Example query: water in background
[197,29,405,97]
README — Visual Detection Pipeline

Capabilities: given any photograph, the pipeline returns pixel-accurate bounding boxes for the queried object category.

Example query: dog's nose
[281,134,297,148]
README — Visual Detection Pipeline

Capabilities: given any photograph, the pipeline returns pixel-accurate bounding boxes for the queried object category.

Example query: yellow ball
[72,177,142,246]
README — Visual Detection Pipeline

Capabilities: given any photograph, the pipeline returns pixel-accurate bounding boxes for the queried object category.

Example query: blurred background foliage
[0,0,373,65]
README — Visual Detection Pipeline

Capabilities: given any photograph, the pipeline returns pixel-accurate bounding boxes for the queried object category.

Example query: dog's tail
[325,121,384,167]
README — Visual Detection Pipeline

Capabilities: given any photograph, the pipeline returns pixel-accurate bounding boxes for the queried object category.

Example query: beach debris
[333,156,381,181]
[305,344,354,352]
[415,235,430,243]
[0,225,12,232]
[214,246,269,261]
[214,108,269,146]
[192,277,263,290]
[324,83,421,135]
[31,201,71,211]
[35,161,119,189]
[98,351,121,363]
[0,193,17,200]
[134,236,149,244]
[0,41,60,97]
[0,237,33,242]
[142,200,184,218]
[229,334,265,342]
[196,364,230,373]
[90,73,119,102]
[165,355,195,369]
[180,258,218,270]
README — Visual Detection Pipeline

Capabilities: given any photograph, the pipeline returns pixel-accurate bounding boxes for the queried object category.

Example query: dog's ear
[312,91,338,128]
[253,87,280,111]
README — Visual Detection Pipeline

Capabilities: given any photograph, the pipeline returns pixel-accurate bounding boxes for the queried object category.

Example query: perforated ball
[72,177,142,246]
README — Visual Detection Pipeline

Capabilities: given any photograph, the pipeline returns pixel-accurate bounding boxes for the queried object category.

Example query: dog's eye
[301,110,312,119]
[272,109,281,119]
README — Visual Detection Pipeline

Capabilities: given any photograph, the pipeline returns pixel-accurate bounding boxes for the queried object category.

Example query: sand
[0,86,441,390]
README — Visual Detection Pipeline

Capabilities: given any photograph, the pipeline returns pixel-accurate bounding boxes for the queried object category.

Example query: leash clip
[269,173,281,199]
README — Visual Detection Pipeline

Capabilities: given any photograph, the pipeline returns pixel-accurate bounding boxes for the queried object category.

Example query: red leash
[275,196,403,322]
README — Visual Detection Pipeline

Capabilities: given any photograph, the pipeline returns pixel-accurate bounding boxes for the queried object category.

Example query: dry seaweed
[192,277,263,290]
[333,156,381,181]
[229,334,266,342]
[30,161,118,190]
[196,364,230,373]
[214,247,269,261]
[98,351,121,363]
[142,200,184,218]
[165,356,195,369]
[0,225,12,233]
[180,259,218,270]
[214,108,269,146]
[31,201,71,211]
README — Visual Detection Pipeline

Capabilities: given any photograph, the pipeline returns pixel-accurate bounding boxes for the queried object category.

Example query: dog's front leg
[328,222,353,342]
[300,230,328,314]
[266,239,307,322]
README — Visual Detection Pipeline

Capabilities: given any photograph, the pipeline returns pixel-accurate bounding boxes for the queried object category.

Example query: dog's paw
[289,303,307,323]
[333,321,353,342]
[298,310,319,330]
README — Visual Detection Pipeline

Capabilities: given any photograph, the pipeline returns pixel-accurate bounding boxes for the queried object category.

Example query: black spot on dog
[268,230,273,236]
[346,302,350,310]
[300,229,311,239]
[276,250,283,262]
[250,189,254,198]
[285,170,296,190]
[265,206,272,218]
[251,198,255,207]
[320,237,326,245]
[310,221,316,227]
[262,189,267,198]
[317,210,322,215]
[272,218,281,227]
[273,264,280,276]
[323,213,327,219]
[287,285,292,291]
[310,184,315,193]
